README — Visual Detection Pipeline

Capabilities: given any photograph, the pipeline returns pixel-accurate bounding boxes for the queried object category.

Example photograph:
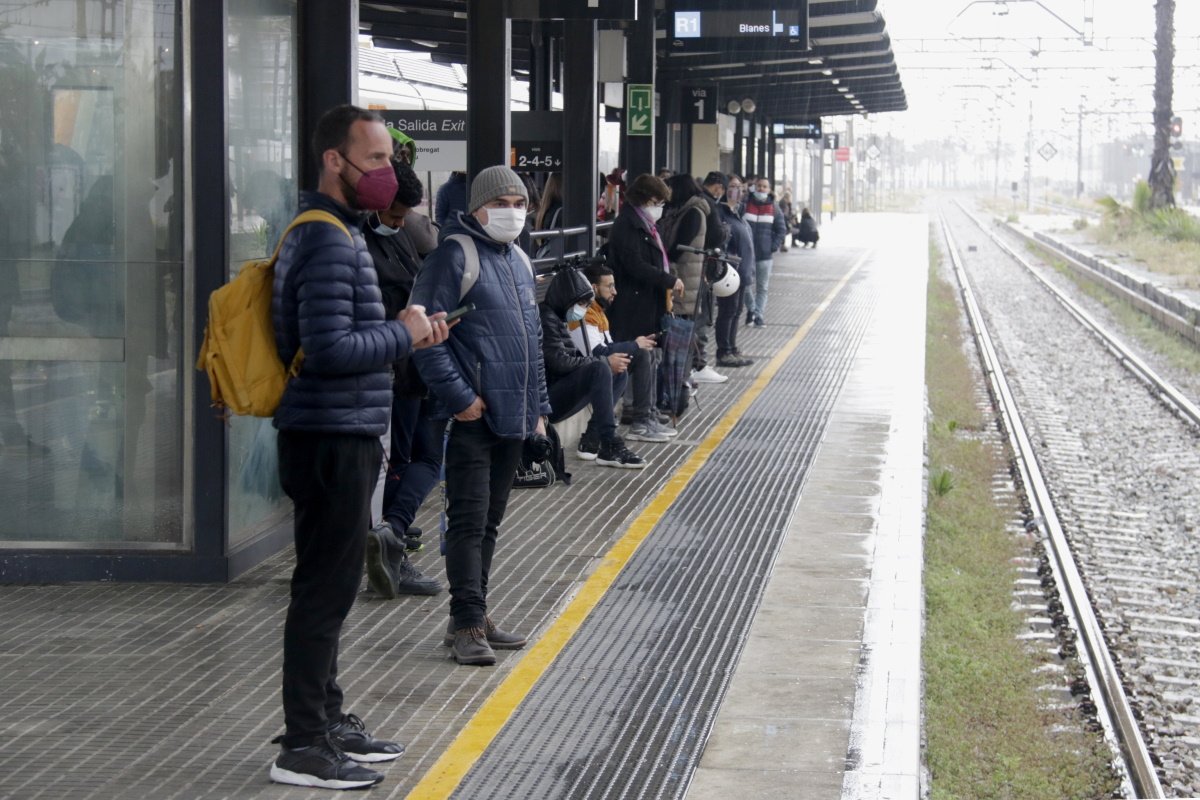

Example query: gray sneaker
[626,421,669,442]
[651,418,679,438]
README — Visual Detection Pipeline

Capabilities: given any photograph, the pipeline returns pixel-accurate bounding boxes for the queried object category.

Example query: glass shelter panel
[225,0,299,549]
[0,1,184,547]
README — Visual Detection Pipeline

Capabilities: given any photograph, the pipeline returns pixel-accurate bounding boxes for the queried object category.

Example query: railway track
[938,202,1200,798]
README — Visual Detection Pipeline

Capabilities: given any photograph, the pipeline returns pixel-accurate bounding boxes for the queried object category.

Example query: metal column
[746,117,756,178]
[562,20,597,253]
[732,112,743,175]
[299,0,358,191]
[467,0,511,181]
[624,0,655,177]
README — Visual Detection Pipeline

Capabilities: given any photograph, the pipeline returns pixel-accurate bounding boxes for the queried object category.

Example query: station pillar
[562,19,598,253]
[732,112,743,176]
[466,0,511,181]
[624,0,656,177]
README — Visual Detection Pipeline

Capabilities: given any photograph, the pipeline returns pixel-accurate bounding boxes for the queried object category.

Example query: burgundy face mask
[341,156,398,211]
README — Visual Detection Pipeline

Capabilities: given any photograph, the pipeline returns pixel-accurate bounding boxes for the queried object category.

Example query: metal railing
[528,220,614,272]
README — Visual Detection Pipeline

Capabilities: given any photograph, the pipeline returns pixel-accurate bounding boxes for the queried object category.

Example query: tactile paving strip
[454,276,877,799]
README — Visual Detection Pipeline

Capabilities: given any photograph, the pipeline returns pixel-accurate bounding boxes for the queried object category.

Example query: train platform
[0,213,927,800]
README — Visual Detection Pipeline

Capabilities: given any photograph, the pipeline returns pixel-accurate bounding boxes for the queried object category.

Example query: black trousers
[443,419,524,630]
[382,394,445,535]
[277,430,381,747]
[547,360,627,440]
[715,286,745,357]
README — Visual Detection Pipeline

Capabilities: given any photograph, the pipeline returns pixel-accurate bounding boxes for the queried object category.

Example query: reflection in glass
[0,1,184,545]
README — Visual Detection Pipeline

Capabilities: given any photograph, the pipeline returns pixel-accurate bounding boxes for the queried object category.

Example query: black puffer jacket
[539,268,599,382]
[605,205,677,341]
[272,192,412,435]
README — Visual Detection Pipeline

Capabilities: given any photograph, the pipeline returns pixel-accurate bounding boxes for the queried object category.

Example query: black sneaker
[327,714,404,764]
[745,310,754,325]
[269,733,384,789]
[365,523,397,600]
[403,525,424,552]
[596,439,645,469]
[394,556,443,596]
[577,429,600,461]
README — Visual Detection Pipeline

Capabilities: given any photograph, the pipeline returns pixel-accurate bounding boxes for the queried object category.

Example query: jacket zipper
[501,244,531,438]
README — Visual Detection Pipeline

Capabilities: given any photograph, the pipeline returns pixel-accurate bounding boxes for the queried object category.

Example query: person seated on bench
[540,267,645,469]
[569,261,674,443]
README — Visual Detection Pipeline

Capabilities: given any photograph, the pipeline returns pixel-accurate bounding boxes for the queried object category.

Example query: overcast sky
[868,0,1200,153]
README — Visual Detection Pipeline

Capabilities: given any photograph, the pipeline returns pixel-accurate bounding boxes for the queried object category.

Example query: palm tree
[1147,0,1176,209]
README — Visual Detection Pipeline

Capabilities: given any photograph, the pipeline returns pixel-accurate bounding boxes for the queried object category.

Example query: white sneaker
[690,366,728,384]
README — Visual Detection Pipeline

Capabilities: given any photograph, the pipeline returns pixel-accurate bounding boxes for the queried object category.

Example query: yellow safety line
[405,251,872,800]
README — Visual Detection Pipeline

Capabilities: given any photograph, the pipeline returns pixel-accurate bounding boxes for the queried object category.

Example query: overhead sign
[668,2,809,50]
[381,110,566,171]
[824,132,839,150]
[381,111,467,171]
[627,84,653,137]
[772,121,822,139]
[683,86,717,124]
[508,0,637,19]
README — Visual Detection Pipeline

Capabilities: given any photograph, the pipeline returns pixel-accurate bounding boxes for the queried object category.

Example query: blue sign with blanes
[668,2,808,49]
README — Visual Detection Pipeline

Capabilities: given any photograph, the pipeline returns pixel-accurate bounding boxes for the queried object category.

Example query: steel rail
[956,201,1200,431]
[939,211,1166,800]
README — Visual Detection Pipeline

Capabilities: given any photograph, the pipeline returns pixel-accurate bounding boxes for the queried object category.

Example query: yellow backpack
[196,209,351,417]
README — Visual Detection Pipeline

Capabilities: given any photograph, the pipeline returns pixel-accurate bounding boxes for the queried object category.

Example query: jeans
[443,419,524,629]
[624,347,659,424]
[684,289,714,371]
[277,431,381,746]
[715,286,744,357]
[547,360,627,440]
[382,394,445,535]
[743,258,774,319]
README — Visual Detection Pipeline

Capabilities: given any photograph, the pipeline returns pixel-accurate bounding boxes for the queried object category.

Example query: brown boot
[451,626,496,666]
[443,616,527,650]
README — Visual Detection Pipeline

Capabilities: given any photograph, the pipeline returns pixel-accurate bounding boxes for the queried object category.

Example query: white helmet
[711,263,740,297]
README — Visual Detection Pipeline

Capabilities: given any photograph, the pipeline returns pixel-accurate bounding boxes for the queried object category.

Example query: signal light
[1170,116,1183,139]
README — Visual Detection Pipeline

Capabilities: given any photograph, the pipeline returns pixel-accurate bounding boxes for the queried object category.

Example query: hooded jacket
[409,212,551,438]
[539,268,601,382]
[742,193,788,258]
[271,191,412,436]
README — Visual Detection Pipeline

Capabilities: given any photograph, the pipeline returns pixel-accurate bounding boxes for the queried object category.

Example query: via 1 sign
[684,86,717,124]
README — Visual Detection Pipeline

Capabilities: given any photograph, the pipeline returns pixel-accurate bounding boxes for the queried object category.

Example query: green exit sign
[627,84,653,137]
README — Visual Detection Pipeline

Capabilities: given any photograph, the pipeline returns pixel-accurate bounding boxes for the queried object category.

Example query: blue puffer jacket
[272,191,412,435]
[410,212,551,439]
[718,203,756,287]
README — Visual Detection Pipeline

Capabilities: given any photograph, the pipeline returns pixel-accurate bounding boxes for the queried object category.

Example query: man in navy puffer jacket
[410,165,552,667]
[269,105,448,791]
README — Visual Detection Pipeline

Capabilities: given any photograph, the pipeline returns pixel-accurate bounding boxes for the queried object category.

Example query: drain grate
[455,278,878,800]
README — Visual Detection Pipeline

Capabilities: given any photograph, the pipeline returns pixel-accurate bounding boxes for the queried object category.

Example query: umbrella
[659,312,695,422]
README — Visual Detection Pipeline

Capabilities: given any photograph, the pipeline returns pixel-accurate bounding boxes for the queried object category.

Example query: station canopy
[361,0,906,119]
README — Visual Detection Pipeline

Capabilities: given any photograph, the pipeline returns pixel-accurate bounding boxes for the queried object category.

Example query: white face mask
[752,191,768,202]
[566,302,589,322]
[369,213,401,236]
[481,207,527,243]
[643,204,664,223]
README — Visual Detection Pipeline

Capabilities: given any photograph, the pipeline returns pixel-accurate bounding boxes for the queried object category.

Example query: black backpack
[512,422,571,488]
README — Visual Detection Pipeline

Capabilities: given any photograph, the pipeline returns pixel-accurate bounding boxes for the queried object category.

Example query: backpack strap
[274,210,354,375]
[446,233,533,302]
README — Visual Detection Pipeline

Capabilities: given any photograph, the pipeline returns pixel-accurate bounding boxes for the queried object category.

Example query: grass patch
[1088,190,1200,287]
[924,228,1118,800]
[1025,242,1200,378]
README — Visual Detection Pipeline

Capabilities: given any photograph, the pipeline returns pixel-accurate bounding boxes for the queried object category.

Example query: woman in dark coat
[605,174,681,435]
